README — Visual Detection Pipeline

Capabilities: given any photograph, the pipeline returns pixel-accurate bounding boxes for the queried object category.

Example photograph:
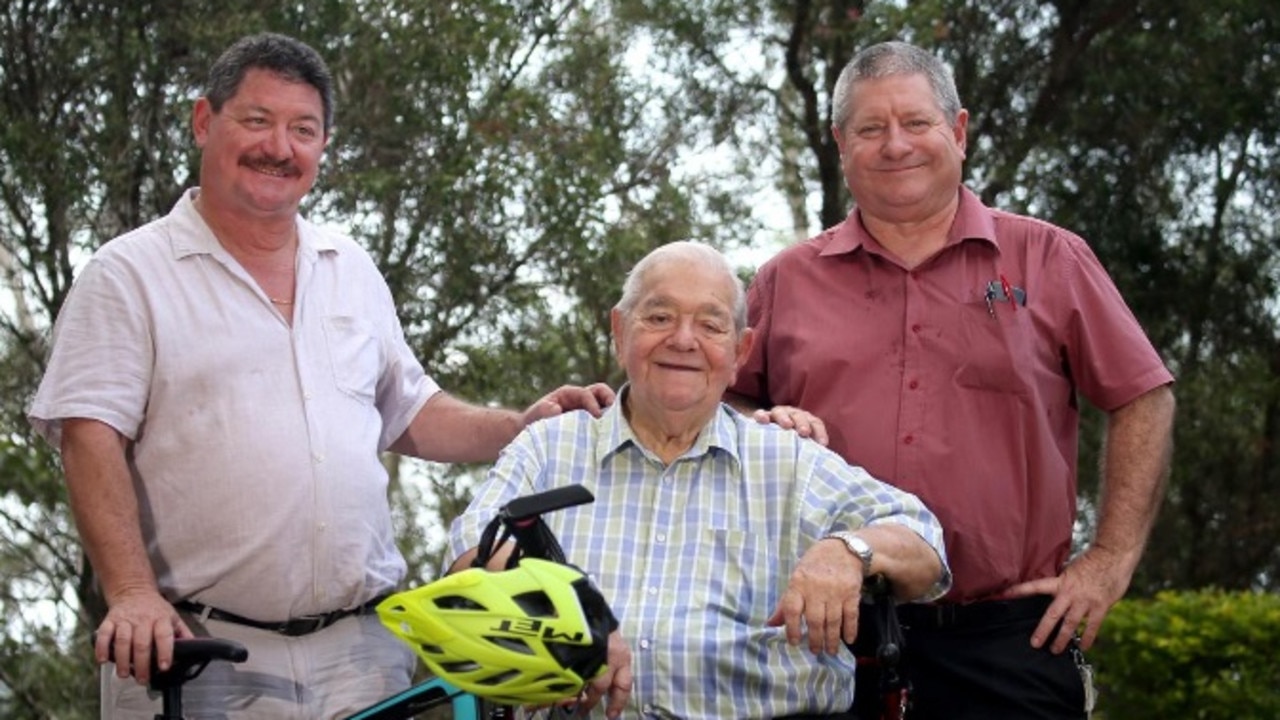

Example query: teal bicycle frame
[344,675,481,720]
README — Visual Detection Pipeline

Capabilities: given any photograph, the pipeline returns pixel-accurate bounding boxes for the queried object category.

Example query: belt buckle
[281,614,329,636]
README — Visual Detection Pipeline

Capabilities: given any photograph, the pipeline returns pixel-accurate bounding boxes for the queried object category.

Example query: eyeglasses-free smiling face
[834,72,968,226]
[192,68,328,221]
[611,258,752,431]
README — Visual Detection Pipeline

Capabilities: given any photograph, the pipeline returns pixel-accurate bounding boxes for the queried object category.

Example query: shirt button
[655,533,666,543]
[639,639,651,650]
[911,323,922,333]
[908,379,919,390]
[647,586,658,595]
[903,434,915,445]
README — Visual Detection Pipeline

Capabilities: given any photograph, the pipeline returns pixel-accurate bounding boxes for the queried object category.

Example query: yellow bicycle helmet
[377,558,615,705]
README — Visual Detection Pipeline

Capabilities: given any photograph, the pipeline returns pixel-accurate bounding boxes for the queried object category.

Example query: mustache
[239,155,300,176]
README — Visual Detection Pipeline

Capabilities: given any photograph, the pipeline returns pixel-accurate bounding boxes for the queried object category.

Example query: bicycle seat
[103,637,249,690]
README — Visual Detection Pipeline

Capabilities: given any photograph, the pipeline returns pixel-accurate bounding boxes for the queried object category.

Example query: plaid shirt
[450,395,949,720]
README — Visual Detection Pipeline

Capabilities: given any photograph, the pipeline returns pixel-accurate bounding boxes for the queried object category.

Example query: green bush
[1092,589,1280,719]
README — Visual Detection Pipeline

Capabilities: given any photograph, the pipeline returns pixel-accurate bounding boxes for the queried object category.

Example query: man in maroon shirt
[727,41,1175,719]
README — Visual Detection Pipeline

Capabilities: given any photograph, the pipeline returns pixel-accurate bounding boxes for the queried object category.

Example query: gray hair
[205,33,335,134]
[831,41,962,132]
[615,241,747,333]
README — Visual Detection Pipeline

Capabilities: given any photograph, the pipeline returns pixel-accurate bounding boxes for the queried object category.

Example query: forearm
[1093,384,1176,574]
[448,543,516,574]
[60,418,158,604]
[856,524,947,601]
[391,392,523,463]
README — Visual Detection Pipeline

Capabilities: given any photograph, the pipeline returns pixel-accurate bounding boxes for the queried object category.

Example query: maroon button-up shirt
[731,187,1173,601]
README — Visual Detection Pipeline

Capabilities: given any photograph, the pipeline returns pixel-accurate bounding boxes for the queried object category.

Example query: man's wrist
[825,531,873,575]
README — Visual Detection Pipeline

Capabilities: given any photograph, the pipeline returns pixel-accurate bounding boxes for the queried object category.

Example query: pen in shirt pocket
[984,276,1027,318]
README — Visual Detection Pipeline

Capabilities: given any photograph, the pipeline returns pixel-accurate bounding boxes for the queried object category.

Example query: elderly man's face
[611,259,751,423]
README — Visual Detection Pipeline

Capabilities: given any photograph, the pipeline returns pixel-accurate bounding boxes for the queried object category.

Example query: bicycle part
[343,675,480,720]
[474,485,595,568]
[103,636,248,720]
[500,483,594,521]
[851,574,911,720]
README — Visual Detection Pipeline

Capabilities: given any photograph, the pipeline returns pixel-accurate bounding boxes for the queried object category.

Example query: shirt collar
[818,185,1000,258]
[168,188,337,263]
[596,384,743,469]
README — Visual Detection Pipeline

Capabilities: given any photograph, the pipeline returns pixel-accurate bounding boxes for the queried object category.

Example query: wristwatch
[826,531,874,574]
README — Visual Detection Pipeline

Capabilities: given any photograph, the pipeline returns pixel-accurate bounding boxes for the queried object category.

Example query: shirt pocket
[322,315,381,403]
[953,298,1035,395]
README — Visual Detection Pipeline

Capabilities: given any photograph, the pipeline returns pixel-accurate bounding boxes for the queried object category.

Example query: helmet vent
[512,590,556,618]
[477,669,520,687]
[435,594,485,610]
[487,634,536,655]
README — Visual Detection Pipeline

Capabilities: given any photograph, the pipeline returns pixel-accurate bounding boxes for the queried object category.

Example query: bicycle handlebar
[498,484,594,522]
[102,636,248,690]
[474,484,595,569]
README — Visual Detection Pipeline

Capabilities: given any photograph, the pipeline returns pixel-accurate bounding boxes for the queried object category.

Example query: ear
[730,327,755,380]
[192,97,214,148]
[609,308,625,363]
[831,123,847,157]
[952,108,969,159]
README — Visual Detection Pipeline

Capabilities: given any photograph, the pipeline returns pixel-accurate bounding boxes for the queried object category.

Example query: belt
[897,594,1052,630]
[175,595,389,637]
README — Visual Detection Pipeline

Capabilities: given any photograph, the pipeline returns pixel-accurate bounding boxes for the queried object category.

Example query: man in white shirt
[28,31,613,720]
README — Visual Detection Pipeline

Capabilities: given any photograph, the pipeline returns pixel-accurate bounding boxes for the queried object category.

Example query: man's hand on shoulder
[749,405,830,446]
[523,383,615,425]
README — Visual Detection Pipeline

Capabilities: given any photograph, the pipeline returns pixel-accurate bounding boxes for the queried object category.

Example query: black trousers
[854,596,1089,720]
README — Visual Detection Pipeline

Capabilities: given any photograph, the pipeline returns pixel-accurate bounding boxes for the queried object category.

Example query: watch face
[830,531,872,569]
[849,536,873,565]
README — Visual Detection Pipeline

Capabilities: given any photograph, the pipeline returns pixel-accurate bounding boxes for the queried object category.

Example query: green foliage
[1093,590,1280,719]
[0,633,96,720]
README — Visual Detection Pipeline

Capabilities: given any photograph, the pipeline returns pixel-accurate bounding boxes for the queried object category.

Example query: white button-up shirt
[30,190,438,620]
